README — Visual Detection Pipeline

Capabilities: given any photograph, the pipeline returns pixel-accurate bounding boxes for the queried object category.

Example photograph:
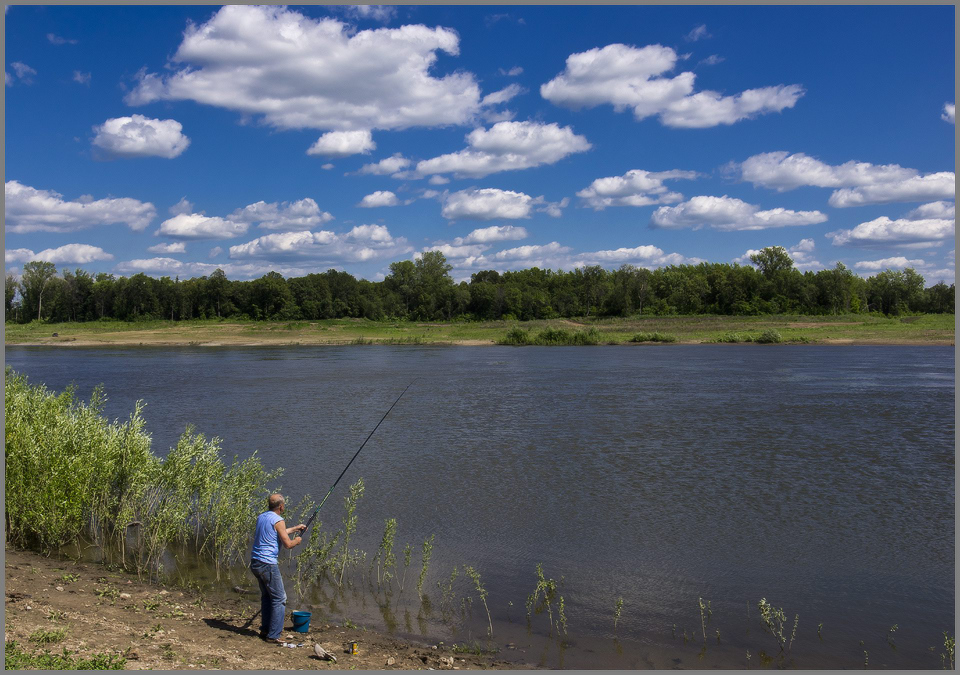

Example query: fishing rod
[298,378,417,539]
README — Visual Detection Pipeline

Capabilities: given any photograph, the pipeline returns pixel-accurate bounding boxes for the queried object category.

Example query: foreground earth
[4,546,530,670]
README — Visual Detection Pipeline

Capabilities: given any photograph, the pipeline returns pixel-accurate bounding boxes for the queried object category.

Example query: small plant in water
[371,518,398,592]
[698,597,709,643]
[942,631,955,669]
[337,478,365,588]
[417,534,435,601]
[463,565,493,638]
[526,563,565,635]
[613,596,623,629]
[757,597,797,663]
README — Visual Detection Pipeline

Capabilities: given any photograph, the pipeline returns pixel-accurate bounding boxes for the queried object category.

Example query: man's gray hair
[268,493,284,510]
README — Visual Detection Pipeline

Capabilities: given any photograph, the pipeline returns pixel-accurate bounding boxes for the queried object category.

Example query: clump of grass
[452,641,498,656]
[754,329,783,344]
[5,641,126,670]
[614,597,623,629]
[29,628,66,646]
[630,332,678,343]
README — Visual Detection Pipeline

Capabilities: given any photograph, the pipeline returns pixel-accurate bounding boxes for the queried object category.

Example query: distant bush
[498,326,602,346]
[755,329,783,344]
[629,332,678,343]
[715,332,752,343]
[498,327,533,345]
[535,327,573,345]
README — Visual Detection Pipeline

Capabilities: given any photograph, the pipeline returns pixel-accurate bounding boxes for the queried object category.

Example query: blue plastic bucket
[291,611,312,633]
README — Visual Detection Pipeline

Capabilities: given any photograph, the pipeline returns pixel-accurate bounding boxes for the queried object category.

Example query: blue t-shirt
[251,511,284,564]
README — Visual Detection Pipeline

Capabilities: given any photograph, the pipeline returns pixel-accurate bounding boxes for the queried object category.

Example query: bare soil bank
[4,546,531,670]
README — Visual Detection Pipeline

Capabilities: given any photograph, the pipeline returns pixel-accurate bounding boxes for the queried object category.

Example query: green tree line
[4,247,954,324]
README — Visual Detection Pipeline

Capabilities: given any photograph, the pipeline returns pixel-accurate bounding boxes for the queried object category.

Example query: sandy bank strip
[7,338,954,347]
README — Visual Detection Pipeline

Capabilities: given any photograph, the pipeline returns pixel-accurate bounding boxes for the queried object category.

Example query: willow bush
[4,368,280,581]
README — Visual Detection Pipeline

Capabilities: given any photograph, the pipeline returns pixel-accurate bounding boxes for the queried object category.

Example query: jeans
[250,559,286,640]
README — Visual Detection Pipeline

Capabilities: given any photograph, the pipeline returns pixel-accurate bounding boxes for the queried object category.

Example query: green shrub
[497,327,532,345]
[4,368,280,581]
[714,332,752,343]
[534,327,572,345]
[755,329,783,344]
[630,332,678,343]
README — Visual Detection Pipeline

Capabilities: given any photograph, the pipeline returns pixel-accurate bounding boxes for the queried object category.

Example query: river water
[5,345,955,668]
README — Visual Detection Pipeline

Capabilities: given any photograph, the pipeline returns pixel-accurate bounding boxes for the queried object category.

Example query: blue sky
[5,4,956,284]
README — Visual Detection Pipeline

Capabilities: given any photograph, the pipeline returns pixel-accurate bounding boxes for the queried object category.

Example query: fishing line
[299,378,417,537]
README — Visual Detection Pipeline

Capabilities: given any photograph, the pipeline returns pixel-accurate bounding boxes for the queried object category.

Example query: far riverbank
[4,313,954,347]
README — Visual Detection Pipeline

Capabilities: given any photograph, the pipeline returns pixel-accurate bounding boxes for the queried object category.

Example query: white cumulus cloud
[481,83,525,106]
[338,5,397,22]
[6,244,113,265]
[737,151,955,206]
[577,245,696,267]
[415,120,591,178]
[905,200,955,220]
[92,115,190,159]
[147,242,187,254]
[5,180,156,233]
[441,188,536,220]
[541,43,803,128]
[829,173,956,208]
[157,213,248,240]
[854,256,926,271]
[357,153,412,176]
[47,33,77,45]
[685,24,710,41]
[228,225,411,264]
[826,217,955,249]
[125,6,481,132]
[578,169,697,209]
[10,62,36,84]
[358,190,399,208]
[942,103,955,124]
[229,198,333,231]
[73,70,91,85]
[651,195,827,231]
[307,130,375,157]
[169,197,194,215]
[456,225,528,244]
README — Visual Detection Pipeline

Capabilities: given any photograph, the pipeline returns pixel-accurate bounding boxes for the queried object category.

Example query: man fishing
[250,493,305,643]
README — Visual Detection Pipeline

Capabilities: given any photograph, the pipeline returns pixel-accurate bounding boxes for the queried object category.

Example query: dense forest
[4,247,955,324]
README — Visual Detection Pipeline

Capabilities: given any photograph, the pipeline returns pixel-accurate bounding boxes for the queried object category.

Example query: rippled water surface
[5,345,954,668]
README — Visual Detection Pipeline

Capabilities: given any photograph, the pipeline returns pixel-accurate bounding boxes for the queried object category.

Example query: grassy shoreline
[4,314,955,347]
